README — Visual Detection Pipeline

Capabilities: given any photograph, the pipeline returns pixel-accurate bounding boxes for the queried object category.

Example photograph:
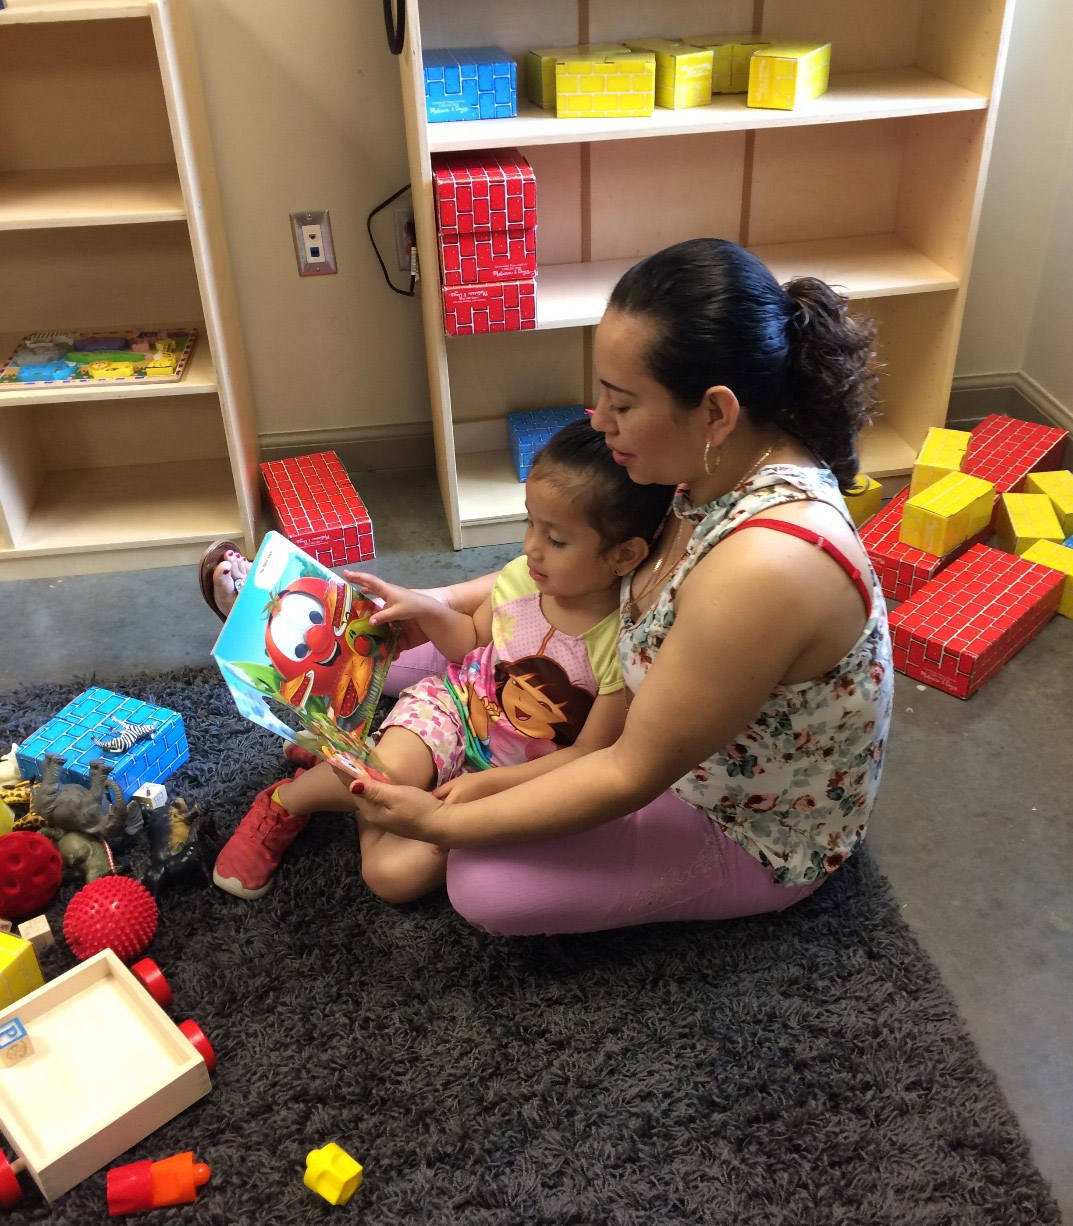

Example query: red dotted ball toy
[63,875,159,962]
[0,830,63,920]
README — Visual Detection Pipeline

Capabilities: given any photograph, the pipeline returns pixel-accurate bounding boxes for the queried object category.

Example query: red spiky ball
[0,830,63,920]
[63,875,158,962]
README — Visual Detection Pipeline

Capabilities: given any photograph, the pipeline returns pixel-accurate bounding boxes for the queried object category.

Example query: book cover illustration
[211,531,398,779]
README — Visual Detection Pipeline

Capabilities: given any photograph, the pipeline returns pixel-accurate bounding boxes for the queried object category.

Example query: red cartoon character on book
[264,576,392,731]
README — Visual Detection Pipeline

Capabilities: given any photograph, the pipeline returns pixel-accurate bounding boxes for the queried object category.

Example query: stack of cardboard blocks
[684,34,769,94]
[433,149,538,336]
[260,451,375,568]
[422,47,516,123]
[15,687,188,798]
[868,414,1072,697]
[507,405,589,481]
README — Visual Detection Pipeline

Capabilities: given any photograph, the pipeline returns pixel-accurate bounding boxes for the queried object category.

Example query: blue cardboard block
[15,686,188,799]
[424,46,516,122]
[507,405,589,481]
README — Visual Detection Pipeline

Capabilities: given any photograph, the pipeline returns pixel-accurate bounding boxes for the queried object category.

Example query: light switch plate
[290,209,337,276]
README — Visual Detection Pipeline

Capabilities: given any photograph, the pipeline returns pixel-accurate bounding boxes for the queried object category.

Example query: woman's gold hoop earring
[703,440,718,476]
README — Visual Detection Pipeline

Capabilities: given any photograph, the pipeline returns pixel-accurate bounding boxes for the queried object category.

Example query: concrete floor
[1,465,1069,1221]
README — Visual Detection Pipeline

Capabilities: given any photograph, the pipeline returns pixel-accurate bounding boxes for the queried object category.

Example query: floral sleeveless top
[619,465,894,886]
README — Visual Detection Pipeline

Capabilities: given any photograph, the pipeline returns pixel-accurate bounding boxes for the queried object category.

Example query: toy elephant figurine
[32,753,128,840]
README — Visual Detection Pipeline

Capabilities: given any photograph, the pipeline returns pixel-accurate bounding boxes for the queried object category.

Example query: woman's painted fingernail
[349,780,364,795]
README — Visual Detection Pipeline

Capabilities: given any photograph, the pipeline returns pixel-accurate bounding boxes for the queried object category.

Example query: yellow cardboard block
[843,474,882,528]
[747,41,831,111]
[1023,540,1073,619]
[1023,470,1073,535]
[685,33,769,93]
[995,493,1065,555]
[525,43,630,110]
[899,472,994,556]
[0,930,44,1008]
[626,39,714,109]
[909,427,971,496]
[555,50,656,118]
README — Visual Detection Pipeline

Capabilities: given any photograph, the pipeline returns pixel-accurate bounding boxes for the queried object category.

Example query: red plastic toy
[0,831,62,921]
[107,1151,211,1216]
[63,875,158,962]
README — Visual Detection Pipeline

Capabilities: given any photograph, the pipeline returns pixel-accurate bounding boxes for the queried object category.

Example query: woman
[205,238,894,936]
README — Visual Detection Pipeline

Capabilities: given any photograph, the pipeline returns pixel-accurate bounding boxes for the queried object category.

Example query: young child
[212,421,673,904]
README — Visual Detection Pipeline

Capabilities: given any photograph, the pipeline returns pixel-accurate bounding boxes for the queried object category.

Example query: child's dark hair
[607,238,880,491]
[529,419,673,547]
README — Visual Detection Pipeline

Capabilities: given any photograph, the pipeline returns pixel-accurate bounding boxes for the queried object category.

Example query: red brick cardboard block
[962,414,1069,497]
[443,279,536,336]
[260,451,375,568]
[887,543,1063,698]
[432,149,537,236]
[859,489,986,603]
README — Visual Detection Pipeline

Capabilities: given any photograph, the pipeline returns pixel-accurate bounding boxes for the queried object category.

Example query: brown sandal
[199,539,243,621]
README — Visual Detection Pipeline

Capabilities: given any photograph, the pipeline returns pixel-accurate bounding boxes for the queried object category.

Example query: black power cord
[383,0,404,55]
[367,184,417,297]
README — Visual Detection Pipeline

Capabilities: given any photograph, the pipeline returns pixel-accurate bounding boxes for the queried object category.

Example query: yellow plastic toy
[686,33,768,94]
[899,472,994,556]
[554,49,656,118]
[995,493,1065,555]
[1023,470,1073,535]
[909,427,971,496]
[303,1142,363,1206]
[1022,540,1073,618]
[747,42,831,111]
[525,43,629,110]
[0,931,44,1010]
[843,473,882,528]
[626,39,714,109]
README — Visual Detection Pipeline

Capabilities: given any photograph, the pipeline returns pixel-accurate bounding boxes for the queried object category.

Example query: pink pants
[383,634,822,936]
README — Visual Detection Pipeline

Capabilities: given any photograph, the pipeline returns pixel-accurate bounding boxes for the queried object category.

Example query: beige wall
[187,0,1072,453]
[186,0,429,450]
[956,0,1073,411]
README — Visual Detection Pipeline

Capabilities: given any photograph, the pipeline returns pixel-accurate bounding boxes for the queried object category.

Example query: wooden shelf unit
[0,0,261,579]
[397,0,1016,548]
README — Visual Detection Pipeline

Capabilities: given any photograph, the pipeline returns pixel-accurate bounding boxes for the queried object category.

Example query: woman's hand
[349,777,451,845]
[343,571,440,627]
[434,771,506,805]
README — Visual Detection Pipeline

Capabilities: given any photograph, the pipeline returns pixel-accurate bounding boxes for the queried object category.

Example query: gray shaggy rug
[0,668,1060,1226]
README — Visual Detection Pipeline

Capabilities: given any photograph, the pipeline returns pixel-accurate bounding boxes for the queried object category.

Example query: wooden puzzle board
[0,328,197,391]
[0,951,209,1201]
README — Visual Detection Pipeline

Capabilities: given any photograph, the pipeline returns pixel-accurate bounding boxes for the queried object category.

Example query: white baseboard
[951,372,1073,434]
[258,421,435,472]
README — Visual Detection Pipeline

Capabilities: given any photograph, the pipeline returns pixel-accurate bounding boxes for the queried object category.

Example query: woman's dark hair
[607,238,880,491]
[530,418,673,547]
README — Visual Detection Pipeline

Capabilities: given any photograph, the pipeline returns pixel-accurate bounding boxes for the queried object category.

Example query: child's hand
[434,772,505,805]
[344,571,438,627]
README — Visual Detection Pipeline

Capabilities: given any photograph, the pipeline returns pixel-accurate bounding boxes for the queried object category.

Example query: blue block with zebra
[16,687,188,799]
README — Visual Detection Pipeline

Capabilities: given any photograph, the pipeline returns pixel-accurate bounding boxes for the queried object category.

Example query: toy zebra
[92,719,158,754]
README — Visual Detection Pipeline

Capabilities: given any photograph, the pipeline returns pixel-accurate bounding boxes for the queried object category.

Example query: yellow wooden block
[685,33,769,93]
[1023,540,1073,618]
[843,474,882,528]
[1023,470,1073,535]
[627,40,713,109]
[525,43,629,109]
[555,50,655,118]
[0,931,44,1009]
[747,42,831,110]
[909,427,971,496]
[899,472,995,556]
[995,493,1064,555]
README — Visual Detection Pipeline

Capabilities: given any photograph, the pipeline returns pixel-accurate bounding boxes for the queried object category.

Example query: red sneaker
[212,775,310,900]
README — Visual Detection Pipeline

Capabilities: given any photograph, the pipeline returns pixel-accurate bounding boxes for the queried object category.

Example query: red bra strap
[727,518,872,616]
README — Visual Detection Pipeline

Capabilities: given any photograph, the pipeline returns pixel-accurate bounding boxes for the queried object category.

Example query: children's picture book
[212,531,399,781]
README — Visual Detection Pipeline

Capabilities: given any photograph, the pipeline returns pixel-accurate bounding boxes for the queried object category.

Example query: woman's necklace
[627,513,689,621]
[741,441,777,485]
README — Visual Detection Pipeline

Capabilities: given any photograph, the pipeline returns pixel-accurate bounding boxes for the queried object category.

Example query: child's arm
[435,687,628,804]
[347,571,493,665]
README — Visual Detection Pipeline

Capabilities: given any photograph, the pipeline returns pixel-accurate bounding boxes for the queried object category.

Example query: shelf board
[1,457,241,557]
[427,68,988,152]
[455,421,918,546]
[0,0,149,22]
[534,235,957,331]
[0,165,185,230]
[0,329,215,406]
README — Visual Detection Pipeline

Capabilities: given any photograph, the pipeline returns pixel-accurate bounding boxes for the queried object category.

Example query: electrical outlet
[394,207,416,272]
[290,209,337,276]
